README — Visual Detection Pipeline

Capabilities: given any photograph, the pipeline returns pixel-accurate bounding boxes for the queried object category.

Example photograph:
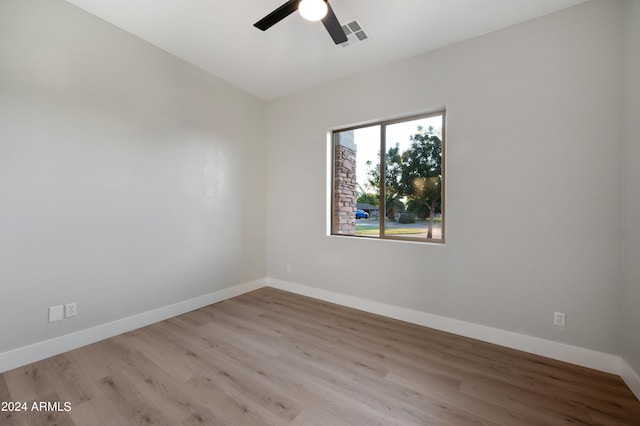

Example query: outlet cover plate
[65,302,77,318]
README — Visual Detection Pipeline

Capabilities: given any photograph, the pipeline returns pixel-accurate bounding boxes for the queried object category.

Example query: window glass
[332,112,445,243]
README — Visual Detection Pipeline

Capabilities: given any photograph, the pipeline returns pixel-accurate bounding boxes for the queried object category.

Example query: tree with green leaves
[366,144,405,220]
[398,126,442,238]
[365,126,442,235]
[356,183,378,206]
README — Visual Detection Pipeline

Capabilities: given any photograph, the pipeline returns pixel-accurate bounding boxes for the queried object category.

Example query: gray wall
[0,0,267,353]
[267,0,624,354]
[623,0,640,375]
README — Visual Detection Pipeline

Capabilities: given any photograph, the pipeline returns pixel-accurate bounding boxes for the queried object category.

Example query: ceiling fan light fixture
[298,0,328,22]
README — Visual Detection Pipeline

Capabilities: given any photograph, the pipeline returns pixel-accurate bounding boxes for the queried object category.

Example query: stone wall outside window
[333,132,356,235]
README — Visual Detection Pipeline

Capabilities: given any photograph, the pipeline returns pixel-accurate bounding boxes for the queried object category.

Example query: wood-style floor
[1,287,639,425]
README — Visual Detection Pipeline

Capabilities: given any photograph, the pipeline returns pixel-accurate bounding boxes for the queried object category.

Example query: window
[331,111,445,243]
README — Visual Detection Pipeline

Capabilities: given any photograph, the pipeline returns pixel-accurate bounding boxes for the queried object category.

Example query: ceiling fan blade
[322,2,347,44]
[254,0,300,31]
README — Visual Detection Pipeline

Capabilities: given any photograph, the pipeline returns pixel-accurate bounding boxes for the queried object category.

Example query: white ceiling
[65,0,587,100]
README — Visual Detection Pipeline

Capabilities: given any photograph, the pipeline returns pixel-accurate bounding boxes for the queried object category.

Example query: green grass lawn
[355,225,426,236]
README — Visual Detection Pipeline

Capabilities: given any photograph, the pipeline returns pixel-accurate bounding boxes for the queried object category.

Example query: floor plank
[1,287,639,425]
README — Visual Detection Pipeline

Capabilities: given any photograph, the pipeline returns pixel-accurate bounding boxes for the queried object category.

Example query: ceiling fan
[254,0,348,45]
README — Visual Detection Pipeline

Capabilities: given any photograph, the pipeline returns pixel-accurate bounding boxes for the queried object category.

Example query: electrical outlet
[48,305,64,323]
[65,302,77,318]
[554,312,566,328]
[286,264,292,273]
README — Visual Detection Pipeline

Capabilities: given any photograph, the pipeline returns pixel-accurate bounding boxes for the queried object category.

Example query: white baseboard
[0,279,266,374]
[3,276,638,401]
[621,360,640,400]
[267,278,623,376]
